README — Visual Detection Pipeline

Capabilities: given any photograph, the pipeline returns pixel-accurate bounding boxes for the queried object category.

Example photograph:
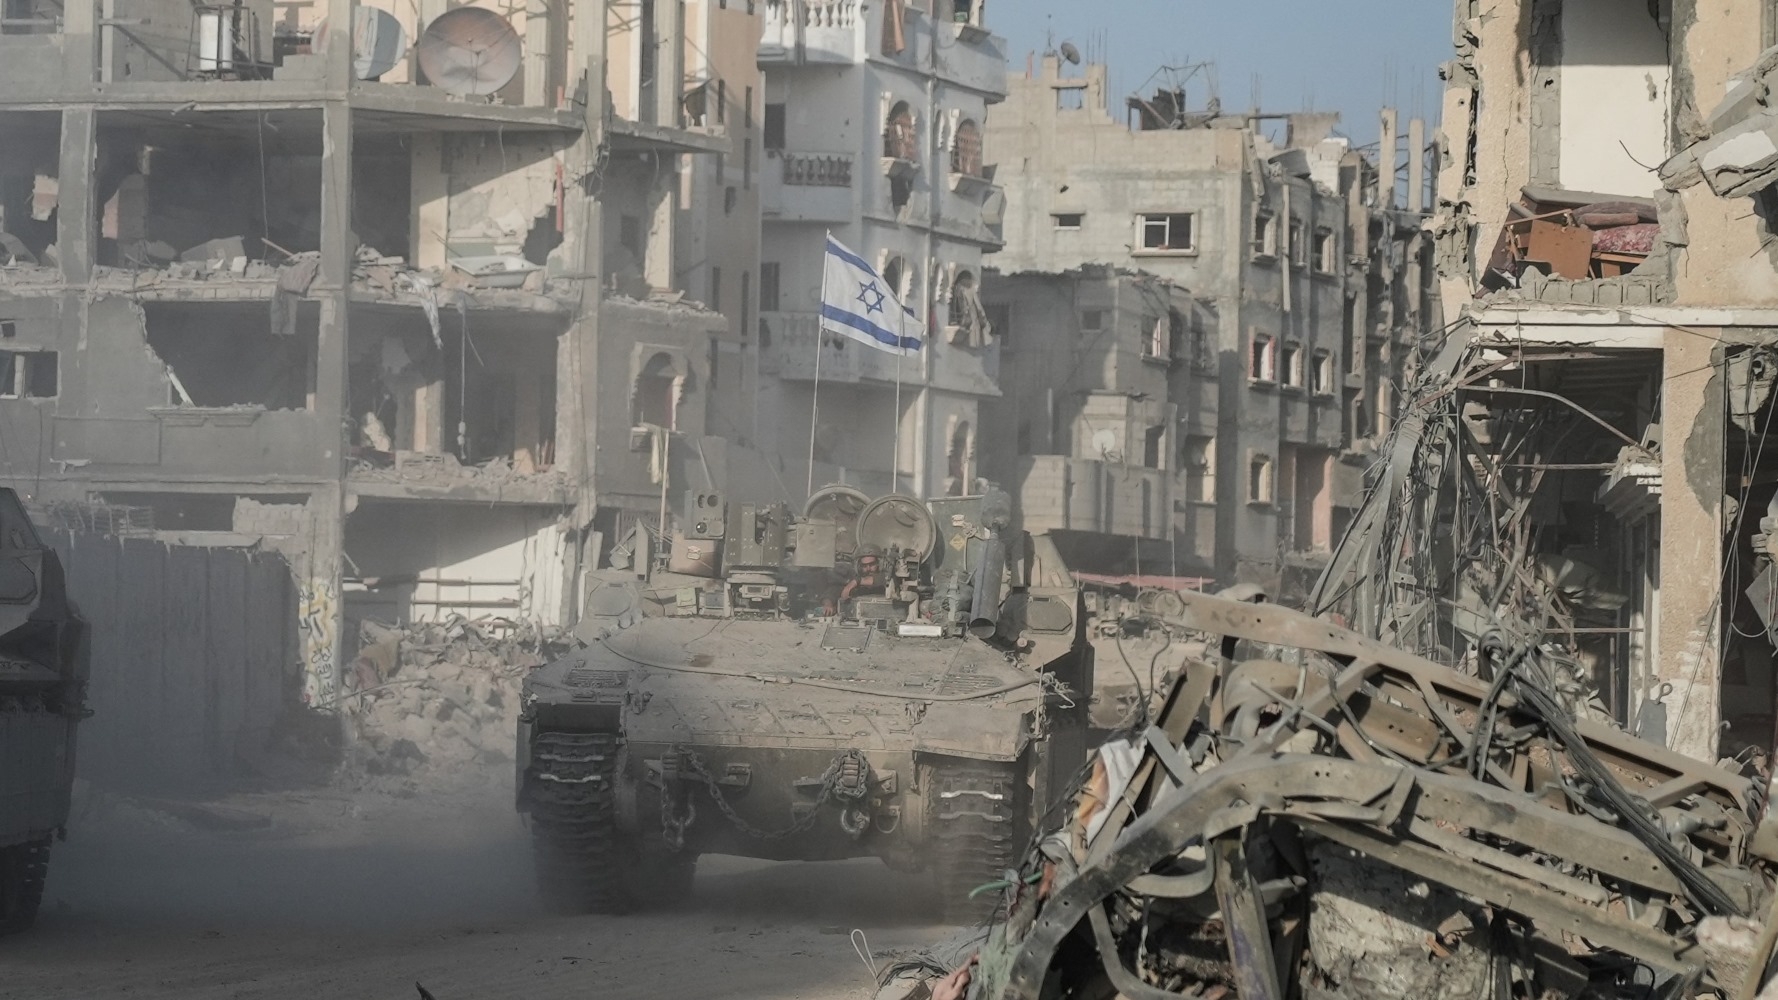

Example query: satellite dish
[804,484,872,560]
[417,6,522,96]
[1059,41,1082,65]
[313,6,409,81]
[856,494,937,564]
[1091,428,1119,461]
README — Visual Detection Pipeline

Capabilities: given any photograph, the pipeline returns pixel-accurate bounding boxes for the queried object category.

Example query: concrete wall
[343,501,570,626]
[52,530,297,792]
[1557,0,1669,198]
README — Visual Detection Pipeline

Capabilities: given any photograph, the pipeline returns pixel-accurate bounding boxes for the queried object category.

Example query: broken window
[760,262,781,312]
[1289,220,1308,266]
[884,101,918,161]
[740,271,751,338]
[1182,435,1214,502]
[1055,87,1085,111]
[946,418,973,495]
[882,255,909,299]
[1052,212,1083,230]
[1314,226,1337,272]
[632,352,681,430]
[946,269,991,346]
[948,0,976,24]
[0,350,56,399]
[1167,310,1186,361]
[0,322,14,340]
[950,119,983,177]
[1280,342,1303,388]
[764,103,787,151]
[1143,425,1165,470]
[1252,210,1278,258]
[1248,453,1274,505]
[1249,331,1275,382]
[1138,213,1194,252]
[146,304,315,409]
[1350,392,1372,439]
[1189,312,1213,374]
[710,266,722,312]
[1,0,57,33]
[1312,349,1334,395]
[1342,294,1359,373]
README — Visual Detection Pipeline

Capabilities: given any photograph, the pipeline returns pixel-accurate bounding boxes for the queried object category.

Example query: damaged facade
[0,0,757,709]
[753,0,1008,499]
[1316,0,1778,764]
[979,57,1437,602]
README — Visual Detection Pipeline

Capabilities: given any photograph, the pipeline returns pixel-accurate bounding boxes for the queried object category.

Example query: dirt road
[4,774,957,1000]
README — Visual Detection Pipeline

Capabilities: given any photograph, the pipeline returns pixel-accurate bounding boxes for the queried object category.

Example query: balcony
[762,150,856,223]
[760,311,917,385]
[1014,455,1177,541]
[760,0,861,64]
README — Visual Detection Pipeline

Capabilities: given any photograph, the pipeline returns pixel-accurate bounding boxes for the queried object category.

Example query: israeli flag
[820,235,924,355]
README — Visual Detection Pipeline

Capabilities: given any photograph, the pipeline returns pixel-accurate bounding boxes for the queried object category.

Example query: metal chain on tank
[670,746,871,843]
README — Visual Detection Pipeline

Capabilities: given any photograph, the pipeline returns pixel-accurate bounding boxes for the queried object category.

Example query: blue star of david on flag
[820,234,924,355]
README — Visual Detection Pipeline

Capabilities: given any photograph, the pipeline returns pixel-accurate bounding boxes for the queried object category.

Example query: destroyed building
[753,0,1008,499]
[978,56,1436,601]
[0,0,762,707]
[1315,0,1778,764]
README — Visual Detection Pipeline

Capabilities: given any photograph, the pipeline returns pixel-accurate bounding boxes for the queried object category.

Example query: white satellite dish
[313,6,409,81]
[1092,428,1120,461]
[416,6,522,96]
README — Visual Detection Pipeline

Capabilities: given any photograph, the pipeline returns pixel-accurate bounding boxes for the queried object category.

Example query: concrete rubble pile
[886,588,1778,1000]
[342,616,574,776]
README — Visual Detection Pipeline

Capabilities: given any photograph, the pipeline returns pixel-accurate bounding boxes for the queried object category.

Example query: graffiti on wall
[297,580,339,707]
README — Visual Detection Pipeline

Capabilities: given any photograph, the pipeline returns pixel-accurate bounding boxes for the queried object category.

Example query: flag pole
[892,339,903,494]
[807,233,828,499]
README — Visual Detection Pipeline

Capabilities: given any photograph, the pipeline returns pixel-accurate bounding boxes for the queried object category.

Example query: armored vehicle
[0,489,88,935]
[516,488,1093,921]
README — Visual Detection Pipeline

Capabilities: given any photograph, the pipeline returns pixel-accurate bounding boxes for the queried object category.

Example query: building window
[1314,226,1336,272]
[946,418,974,496]
[1142,315,1168,360]
[884,101,918,161]
[1182,435,1214,503]
[1137,212,1194,253]
[1080,309,1106,334]
[1248,453,1274,505]
[1052,212,1083,230]
[882,255,909,299]
[716,79,727,125]
[724,186,737,214]
[620,214,644,262]
[950,0,977,24]
[1143,425,1166,470]
[1289,220,1307,267]
[710,266,722,311]
[744,86,754,129]
[1312,350,1334,395]
[1252,210,1277,258]
[764,103,786,151]
[1280,341,1303,389]
[1248,331,1275,383]
[633,352,681,430]
[744,141,753,190]
[950,118,983,177]
[1342,294,1358,373]
[947,269,990,346]
[740,271,751,339]
[760,262,780,313]
[1190,313,1213,374]
[1351,392,1372,439]
[0,322,14,339]
[0,350,56,399]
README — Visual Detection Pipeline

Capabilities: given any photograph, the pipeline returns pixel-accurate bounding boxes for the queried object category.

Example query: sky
[996,0,1455,147]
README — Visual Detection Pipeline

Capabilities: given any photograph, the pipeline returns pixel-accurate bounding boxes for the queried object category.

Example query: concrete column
[645,163,678,292]
[1377,108,1397,210]
[1657,327,1724,761]
[61,0,95,90]
[409,133,450,269]
[557,0,608,529]
[523,0,553,107]
[1407,117,1426,214]
[653,0,683,128]
[56,108,96,284]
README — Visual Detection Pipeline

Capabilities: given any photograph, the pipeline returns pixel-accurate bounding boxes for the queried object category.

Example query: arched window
[947,270,976,328]
[946,419,973,496]
[881,255,908,299]
[883,101,917,161]
[950,118,982,177]
[632,351,679,429]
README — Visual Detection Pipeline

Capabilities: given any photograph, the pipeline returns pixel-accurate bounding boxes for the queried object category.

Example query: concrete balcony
[761,150,856,223]
[759,0,862,64]
[759,311,919,386]
[1014,455,1177,541]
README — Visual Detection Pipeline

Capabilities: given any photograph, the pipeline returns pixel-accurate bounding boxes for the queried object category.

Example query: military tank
[0,489,89,935]
[515,487,1092,921]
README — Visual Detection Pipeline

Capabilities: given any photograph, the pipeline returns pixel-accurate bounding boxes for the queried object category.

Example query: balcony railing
[782,152,853,187]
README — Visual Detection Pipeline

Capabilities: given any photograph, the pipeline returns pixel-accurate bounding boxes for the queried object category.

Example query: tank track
[928,759,1026,925]
[0,836,49,936]
[523,730,696,914]
[524,730,638,913]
